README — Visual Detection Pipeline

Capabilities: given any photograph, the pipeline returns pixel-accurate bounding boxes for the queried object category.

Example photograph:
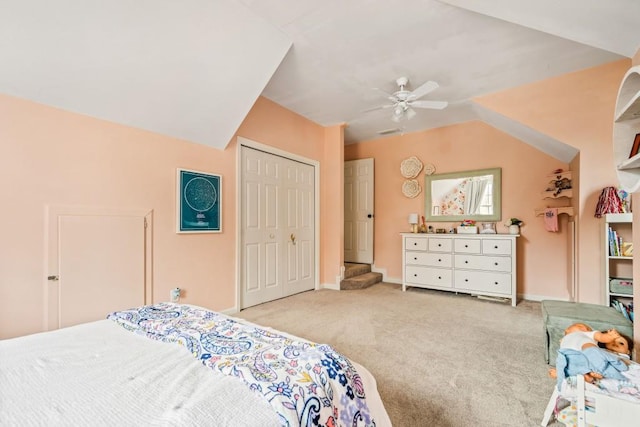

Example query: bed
[0,302,391,426]
[541,363,640,427]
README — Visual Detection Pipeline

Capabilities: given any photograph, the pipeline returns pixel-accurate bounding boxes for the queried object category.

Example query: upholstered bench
[541,300,634,364]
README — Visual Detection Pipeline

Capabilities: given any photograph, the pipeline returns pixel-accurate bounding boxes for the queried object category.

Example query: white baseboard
[371,264,403,284]
[518,293,572,302]
[220,306,238,315]
[322,282,340,291]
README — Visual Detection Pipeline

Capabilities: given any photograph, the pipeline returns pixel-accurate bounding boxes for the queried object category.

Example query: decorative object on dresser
[401,233,517,306]
[456,219,478,234]
[480,222,497,234]
[505,218,523,235]
[408,213,419,233]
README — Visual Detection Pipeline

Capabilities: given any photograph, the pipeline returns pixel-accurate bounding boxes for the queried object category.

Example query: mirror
[424,167,502,222]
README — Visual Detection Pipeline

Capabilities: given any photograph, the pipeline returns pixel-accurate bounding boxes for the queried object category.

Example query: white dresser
[401,233,518,306]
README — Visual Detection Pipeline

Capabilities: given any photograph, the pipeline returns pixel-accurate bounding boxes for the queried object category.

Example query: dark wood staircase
[340,263,383,290]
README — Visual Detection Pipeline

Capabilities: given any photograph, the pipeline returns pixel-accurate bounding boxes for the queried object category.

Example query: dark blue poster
[177,169,221,233]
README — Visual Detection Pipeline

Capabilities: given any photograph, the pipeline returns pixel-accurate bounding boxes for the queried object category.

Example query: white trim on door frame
[235,136,320,312]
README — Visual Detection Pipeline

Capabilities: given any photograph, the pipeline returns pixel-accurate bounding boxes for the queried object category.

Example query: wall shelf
[613,65,640,192]
[542,170,572,199]
[535,207,575,217]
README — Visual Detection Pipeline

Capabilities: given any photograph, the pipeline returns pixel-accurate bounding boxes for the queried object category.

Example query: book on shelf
[611,299,634,323]
[608,227,627,257]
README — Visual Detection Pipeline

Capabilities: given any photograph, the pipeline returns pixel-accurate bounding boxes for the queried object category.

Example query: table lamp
[408,213,419,233]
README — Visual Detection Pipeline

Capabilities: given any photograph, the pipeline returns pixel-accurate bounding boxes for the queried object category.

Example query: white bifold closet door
[240,146,315,308]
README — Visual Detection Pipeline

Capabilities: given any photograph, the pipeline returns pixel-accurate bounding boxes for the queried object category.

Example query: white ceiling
[1,0,638,158]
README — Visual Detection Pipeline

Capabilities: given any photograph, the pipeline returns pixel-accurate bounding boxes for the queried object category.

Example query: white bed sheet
[0,318,390,427]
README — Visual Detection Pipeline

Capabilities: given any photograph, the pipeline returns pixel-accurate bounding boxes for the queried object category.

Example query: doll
[549,323,630,389]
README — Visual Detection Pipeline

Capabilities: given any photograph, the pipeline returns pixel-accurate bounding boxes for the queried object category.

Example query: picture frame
[629,133,640,159]
[176,168,222,233]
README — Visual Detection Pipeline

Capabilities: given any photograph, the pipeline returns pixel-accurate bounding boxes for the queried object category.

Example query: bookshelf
[604,213,634,323]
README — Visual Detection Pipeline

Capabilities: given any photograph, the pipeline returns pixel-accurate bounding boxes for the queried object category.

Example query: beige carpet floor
[236,282,563,427]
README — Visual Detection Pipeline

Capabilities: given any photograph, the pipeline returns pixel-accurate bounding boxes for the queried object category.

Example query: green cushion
[541,300,633,364]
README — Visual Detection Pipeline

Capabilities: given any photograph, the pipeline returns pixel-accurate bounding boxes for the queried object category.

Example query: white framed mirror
[424,167,502,222]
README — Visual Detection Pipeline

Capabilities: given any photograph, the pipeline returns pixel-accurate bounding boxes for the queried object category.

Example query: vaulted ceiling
[1,1,638,160]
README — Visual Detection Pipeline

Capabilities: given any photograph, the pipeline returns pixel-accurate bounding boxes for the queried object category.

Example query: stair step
[340,272,383,290]
[344,263,371,279]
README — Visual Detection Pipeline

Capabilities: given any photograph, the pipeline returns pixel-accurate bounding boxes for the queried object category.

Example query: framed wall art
[629,133,640,159]
[176,168,222,233]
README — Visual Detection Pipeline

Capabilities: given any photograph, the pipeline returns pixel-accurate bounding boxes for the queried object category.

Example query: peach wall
[320,124,346,287]
[474,59,630,304]
[345,121,570,299]
[0,95,332,339]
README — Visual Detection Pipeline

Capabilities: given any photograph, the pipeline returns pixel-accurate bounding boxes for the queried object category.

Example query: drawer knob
[414,274,417,277]
[464,244,468,248]
[438,258,442,262]
[414,243,417,246]
[438,276,442,279]
[465,279,469,282]
[465,260,468,264]
[438,244,442,247]
[494,281,498,285]
[494,262,498,266]
[414,257,417,260]
[494,245,498,249]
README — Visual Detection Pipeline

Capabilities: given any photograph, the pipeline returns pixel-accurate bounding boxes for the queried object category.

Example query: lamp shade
[408,213,419,224]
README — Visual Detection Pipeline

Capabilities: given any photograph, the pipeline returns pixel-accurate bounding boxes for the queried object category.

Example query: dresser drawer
[482,239,512,255]
[406,266,453,288]
[406,251,452,267]
[405,237,428,251]
[454,254,512,272]
[454,239,481,254]
[454,270,512,295]
[428,237,452,252]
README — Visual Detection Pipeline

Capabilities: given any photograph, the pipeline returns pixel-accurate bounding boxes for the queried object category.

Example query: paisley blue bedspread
[108,303,375,427]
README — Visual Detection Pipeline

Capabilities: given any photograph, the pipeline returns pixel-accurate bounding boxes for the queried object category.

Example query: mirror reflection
[425,167,501,222]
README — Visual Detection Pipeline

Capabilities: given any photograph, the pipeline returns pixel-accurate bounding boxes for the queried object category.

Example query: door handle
[290,233,296,245]
[368,214,373,218]
[47,275,59,281]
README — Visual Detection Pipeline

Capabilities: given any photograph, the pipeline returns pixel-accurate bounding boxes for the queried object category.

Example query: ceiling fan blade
[410,100,448,110]
[409,80,439,100]
[373,87,397,101]
[362,103,394,113]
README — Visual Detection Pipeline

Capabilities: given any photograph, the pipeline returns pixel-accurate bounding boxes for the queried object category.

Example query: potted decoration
[506,218,523,235]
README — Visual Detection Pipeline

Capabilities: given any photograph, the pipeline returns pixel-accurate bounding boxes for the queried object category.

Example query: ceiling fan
[367,77,448,123]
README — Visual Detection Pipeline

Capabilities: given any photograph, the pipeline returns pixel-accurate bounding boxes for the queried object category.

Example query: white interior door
[283,157,315,297]
[241,148,283,307]
[47,209,149,330]
[344,158,374,264]
[241,146,315,308]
